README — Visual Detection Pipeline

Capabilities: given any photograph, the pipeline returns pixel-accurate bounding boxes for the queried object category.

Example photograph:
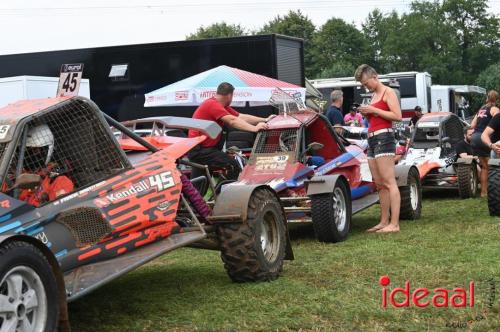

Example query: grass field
[69,194,499,332]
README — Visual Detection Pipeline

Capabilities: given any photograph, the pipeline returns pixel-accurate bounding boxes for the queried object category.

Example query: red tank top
[368,89,393,133]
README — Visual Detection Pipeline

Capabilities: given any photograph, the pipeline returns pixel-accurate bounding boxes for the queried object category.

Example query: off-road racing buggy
[397,112,479,198]
[221,90,422,243]
[487,159,500,216]
[0,97,292,331]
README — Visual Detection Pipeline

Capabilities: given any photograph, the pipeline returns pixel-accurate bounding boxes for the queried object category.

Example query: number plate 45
[149,172,175,191]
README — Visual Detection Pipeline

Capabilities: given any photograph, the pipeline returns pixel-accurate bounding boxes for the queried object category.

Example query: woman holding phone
[354,64,402,233]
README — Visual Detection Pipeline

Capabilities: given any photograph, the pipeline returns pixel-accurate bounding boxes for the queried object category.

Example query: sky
[1,0,499,55]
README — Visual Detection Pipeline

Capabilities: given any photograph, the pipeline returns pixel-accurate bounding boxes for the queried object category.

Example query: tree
[362,9,401,71]
[186,22,246,40]
[382,1,464,83]
[311,18,372,79]
[441,0,500,82]
[317,61,355,79]
[476,63,500,93]
[258,10,316,77]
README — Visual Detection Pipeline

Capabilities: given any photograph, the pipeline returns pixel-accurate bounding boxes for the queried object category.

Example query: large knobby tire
[399,167,422,220]
[457,163,478,198]
[217,188,286,282]
[310,180,352,243]
[488,164,500,216]
[0,241,59,332]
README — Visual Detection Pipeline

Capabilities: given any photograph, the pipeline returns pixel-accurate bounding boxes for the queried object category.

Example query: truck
[310,71,432,119]
[0,35,304,120]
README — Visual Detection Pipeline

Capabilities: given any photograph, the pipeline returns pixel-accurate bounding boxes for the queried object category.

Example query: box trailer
[0,76,90,108]
[0,35,304,120]
[431,85,486,123]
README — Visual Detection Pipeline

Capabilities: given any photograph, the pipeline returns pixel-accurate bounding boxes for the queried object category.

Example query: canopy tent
[144,65,306,107]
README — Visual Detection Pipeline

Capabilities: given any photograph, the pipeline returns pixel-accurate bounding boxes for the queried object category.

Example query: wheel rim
[410,182,419,210]
[260,211,280,263]
[471,167,477,194]
[332,188,347,231]
[0,266,47,332]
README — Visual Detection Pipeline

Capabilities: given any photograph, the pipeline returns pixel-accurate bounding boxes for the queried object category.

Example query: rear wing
[120,116,221,139]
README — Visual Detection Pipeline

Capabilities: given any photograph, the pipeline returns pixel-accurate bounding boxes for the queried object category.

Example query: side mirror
[398,139,407,146]
[14,173,42,190]
[442,137,451,143]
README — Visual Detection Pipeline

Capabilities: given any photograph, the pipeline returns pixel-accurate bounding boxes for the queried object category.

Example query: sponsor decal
[156,200,172,211]
[106,172,175,203]
[54,181,107,205]
[255,155,288,171]
[35,231,49,245]
[418,121,440,128]
[233,91,252,97]
[175,91,189,101]
[200,90,216,98]
[0,200,10,208]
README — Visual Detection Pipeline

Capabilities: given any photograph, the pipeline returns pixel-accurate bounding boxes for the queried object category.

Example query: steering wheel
[279,131,297,152]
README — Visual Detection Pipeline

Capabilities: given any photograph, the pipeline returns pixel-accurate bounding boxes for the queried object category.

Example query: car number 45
[149,172,175,191]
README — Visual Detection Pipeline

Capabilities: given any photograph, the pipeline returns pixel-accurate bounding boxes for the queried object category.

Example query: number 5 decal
[0,125,10,140]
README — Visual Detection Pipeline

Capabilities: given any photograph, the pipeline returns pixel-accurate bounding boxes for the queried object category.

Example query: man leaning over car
[188,82,269,180]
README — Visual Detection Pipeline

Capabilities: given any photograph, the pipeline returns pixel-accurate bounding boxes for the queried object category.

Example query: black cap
[414,106,422,112]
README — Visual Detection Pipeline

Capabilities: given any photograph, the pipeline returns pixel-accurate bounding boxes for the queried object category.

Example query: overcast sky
[1,0,499,55]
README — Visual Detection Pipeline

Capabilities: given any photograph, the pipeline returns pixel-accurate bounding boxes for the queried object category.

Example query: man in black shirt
[481,113,500,158]
[409,106,423,127]
[456,127,474,158]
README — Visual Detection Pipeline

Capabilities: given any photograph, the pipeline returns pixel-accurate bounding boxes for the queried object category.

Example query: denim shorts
[367,132,396,159]
[470,132,490,157]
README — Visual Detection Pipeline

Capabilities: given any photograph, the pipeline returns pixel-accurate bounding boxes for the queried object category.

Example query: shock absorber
[180,174,211,222]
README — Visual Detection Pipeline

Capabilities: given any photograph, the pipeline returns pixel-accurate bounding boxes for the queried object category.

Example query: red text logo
[380,276,475,308]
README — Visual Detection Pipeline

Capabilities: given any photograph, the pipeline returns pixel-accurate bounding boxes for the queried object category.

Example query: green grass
[69,195,499,332]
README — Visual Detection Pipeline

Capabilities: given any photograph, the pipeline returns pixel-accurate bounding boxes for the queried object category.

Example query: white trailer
[0,76,90,108]
[430,85,486,123]
[311,71,432,119]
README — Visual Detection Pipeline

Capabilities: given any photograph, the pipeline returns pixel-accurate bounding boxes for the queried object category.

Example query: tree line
[186,0,500,93]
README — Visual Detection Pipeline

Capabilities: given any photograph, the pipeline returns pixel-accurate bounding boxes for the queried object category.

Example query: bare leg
[366,158,390,232]
[375,156,401,233]
[478,157,489,197]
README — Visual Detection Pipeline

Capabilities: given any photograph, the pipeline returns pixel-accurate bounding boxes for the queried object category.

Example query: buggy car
[223,95,422,243]
[0,97,292,331]
[398,112,479,198]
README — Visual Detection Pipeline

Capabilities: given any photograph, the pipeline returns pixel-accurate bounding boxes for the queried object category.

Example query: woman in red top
[355,64,402,233]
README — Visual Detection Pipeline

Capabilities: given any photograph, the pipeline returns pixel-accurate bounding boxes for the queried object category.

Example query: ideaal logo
[380,275,475,308]
[379,276,496,328]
